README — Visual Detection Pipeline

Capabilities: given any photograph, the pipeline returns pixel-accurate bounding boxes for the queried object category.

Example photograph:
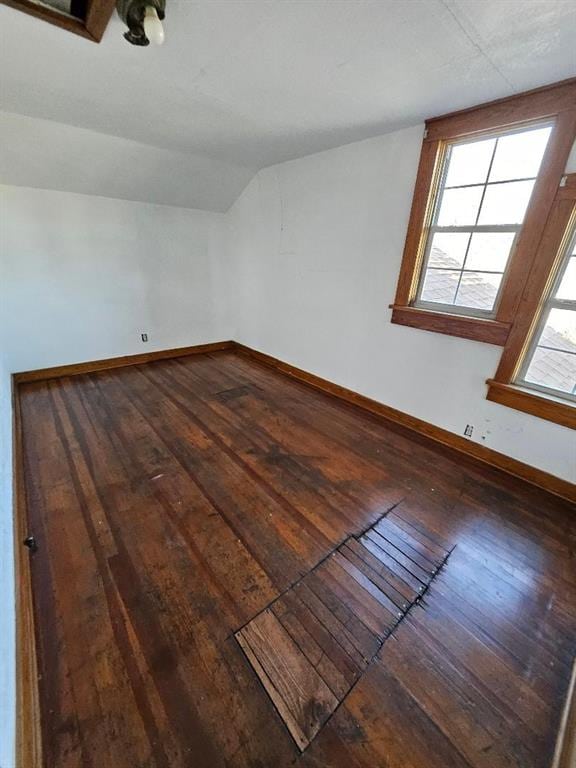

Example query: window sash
[413,121,552,318]
[414,224,520,318]
[515,225,576,402]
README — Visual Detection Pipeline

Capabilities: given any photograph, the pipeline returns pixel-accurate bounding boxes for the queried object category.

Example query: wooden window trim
[486,380,576,430]
[389,305,510,345]
[392,78,576,346]
[0,0,115,42]
[486,173,576,428]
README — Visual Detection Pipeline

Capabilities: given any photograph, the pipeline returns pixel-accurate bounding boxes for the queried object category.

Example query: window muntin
[517,218,576,401]
[414,123,552,317]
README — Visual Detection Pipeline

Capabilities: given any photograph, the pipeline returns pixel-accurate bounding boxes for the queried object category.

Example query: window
[487,174,576,429]
[518,222,576,400]
[415,124,551,316]
[392,78,576,346]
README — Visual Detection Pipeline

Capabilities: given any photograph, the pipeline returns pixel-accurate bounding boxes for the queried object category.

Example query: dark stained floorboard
[236,514,450,751]
[18,350,576,768]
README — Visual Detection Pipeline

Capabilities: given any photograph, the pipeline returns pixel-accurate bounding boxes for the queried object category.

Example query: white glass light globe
[143,5,165,45]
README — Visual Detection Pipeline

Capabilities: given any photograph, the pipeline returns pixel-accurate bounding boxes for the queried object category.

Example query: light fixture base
[116,0,165,46]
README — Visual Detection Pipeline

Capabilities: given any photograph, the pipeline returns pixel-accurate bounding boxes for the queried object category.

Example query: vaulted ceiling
[1,0,575,211]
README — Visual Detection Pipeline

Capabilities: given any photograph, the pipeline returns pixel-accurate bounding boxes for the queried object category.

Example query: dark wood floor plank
[164,357,406,536]
[331,550,401,620]
[388,510,451,561]
[58,372,293,766]
[237,610,339,749]
[272,595,354,698]
[345,537,418,603]
[330,662,474,768]
[317,559,393,640]
[153,360,363,546]
[339,542,412,609]
[407,600,554,741]
[18,350,575,768]
[22,382,166,768]
[238,509,447,751]
[364,529,435,583]
[55,378,232,766]
[112,365,319,589]
[292,581,372,668]
[374,515,445,571]
[175,356,408,519]
[149,361,347,546]
[381,619,543,768]
[87,370,278,626]
[359,531,427,593]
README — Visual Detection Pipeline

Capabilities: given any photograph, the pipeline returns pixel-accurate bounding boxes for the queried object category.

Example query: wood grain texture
[425,78,576,141]
[0,0,114,40]
[235,343,576,502]
[392,138,445,306]
[13,339,573,498]
[16,350,576,767]
[84,0,115,41]
[486,380,576,430]
[390,305,510,345]
[237,611,339,750]
[236,512,450,751]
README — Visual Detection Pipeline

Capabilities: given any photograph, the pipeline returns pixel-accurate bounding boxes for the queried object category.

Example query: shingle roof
[526,326,576,395]
[427,246,576,395]
[424,246,499,310]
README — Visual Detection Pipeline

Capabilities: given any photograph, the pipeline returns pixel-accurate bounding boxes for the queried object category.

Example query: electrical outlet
[141,333,148,342]
[464,424,473,437]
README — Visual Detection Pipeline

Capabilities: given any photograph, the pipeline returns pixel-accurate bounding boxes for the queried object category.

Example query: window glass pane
[420,269,459,305]
[465,232,516,272]
[524,348,576,396]
[455,272,502,311]
[477,180,535,225]
[489,126,552,182]
[437,186,483,226]
[538,308,576,352]
[415,122,557,320]
[555,256,576,300]
[428,232,470,269]
[445,138,495,187]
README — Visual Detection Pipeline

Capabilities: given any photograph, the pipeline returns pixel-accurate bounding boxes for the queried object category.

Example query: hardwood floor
[18,350,576,768]
[235,511,452,751]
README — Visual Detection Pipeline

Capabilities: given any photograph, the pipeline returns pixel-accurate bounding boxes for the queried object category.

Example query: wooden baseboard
[13,341,235,384]
[234,343,575,505]
[12,380,42,768]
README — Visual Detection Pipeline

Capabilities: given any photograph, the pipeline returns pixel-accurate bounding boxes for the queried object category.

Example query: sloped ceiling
[1,0,575,211]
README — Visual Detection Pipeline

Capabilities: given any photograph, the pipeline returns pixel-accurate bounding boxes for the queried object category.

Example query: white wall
[0,185,233,767]
[0,349,15,768]
[226,125,576,484]
[0,185,230,374]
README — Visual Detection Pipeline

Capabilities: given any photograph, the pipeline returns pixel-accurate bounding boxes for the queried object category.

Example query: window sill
[486,379,576,429]
[390,305,511,345]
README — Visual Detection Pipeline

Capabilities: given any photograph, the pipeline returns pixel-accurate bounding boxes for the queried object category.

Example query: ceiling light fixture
[116,0,165,46]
